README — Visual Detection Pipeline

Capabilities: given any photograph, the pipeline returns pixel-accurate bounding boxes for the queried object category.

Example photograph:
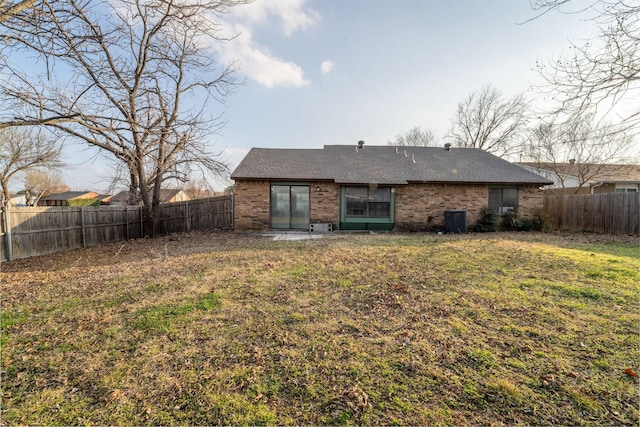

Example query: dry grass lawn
[1,231,639,425]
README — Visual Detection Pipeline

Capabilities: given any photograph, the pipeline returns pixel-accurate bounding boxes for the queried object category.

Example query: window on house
[488,188,518,214]
[615,188,638,193]
[345,186,391,217]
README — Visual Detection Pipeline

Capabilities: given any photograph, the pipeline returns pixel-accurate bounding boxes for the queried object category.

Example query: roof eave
[406,179,553,186]
[591,180,640,184]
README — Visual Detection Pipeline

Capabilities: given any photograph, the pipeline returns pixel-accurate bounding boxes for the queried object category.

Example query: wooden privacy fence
[1,195,233,261]
[543,192,639,236]
[153,195,233,235]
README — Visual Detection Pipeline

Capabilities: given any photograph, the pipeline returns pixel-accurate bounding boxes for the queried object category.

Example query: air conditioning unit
[309,223,333,233]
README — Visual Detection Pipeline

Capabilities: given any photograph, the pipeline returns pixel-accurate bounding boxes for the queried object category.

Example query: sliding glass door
[270,185,309,230]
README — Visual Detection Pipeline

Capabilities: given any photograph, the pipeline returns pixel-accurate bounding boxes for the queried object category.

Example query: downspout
[590,181,605,194]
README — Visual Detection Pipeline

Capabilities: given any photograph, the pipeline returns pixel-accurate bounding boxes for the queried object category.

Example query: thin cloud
[219,0,318,89]
[221,25,309,88]
[231,0,319,37]
[321,60,335,76]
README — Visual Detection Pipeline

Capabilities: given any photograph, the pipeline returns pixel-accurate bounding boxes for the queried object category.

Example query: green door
[270,185,309,230]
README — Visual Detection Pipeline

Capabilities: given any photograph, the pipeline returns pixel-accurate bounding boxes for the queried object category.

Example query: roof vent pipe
[444,143,452,151]
[357,140,365,149]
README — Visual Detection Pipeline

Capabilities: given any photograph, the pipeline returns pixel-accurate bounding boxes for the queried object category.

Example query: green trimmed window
[345,186,391,218]
[340,186,395,230]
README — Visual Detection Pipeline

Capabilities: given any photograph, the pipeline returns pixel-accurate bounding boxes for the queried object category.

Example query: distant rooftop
[110,189,187,203]
[41,191,98,201]
[518,162,640,183]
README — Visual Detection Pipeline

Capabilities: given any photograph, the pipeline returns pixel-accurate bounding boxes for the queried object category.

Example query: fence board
[544,192,639,235]
[1,195,233,261]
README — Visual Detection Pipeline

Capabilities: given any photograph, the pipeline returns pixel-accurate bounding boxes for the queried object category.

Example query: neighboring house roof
[97,194,114,203]
[232,145,553,185]
[108,191,130,204]
[159,189,189,202]
[41,191,99,201]
[518,163,640,184]
[110,189,189,204]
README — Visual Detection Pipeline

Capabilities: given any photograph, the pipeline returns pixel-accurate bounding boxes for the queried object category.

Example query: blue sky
[56,0,600,192]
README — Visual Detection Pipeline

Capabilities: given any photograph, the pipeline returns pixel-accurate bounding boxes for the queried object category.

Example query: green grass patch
[132,292,221,332]
[1,309,28,329]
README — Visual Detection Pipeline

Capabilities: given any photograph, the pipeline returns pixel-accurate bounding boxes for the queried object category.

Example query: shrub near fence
[544,192,639,235]
[1,195,233,261]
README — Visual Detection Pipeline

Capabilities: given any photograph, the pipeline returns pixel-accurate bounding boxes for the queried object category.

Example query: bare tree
[524,112,635,193]
[531,1,639,136]
[447,85,529,157]
[184,176,220,199]
[0,127,63,203]
[388,126,437,147]
[0,0,37,23]
[0,0,248,233]
[24,169,70,205]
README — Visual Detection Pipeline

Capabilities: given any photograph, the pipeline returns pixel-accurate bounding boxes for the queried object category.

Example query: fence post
[186,200,190,232]
[3,202,12,261]
[81,207,86,248]
[125,206,129,240]
[140,205,144,238]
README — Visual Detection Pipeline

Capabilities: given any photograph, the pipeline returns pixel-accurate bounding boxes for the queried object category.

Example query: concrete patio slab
[264,232,324,241]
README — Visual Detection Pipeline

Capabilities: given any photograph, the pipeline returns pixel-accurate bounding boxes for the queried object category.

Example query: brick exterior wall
[518,185,545,219]
[233,179,546,231]
[233,180,341,231]
[234,180,270,231]
[394,183,487,231]
[309,183,340,229]
[394,184,543,230]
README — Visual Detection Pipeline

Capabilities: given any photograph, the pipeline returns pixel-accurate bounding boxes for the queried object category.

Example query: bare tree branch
[532,1,639,136]
[523,111,635,193]
[0,0,38,23]
[447,85,529,157]
[0,127,63,203]
[24,168,69,205]
[388,126,438,147]
[1,0,250,233]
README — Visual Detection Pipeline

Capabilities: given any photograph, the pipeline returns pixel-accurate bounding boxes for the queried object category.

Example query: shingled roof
[40,191,99,201]
[231,145,552,185]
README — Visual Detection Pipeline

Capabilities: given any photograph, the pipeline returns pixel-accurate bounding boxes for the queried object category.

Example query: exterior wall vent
[309,223,333,233]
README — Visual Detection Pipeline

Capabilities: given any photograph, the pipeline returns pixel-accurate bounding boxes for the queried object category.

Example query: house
[518,162,640,194]
[38,191,100,206]
[230,143,552,231]
[7,193,27,206]
[108,189,191,206]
